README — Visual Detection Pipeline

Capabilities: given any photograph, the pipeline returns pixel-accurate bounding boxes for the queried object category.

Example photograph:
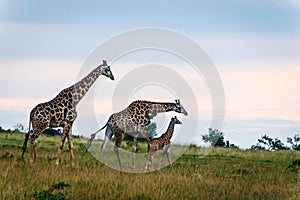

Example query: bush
[251,135,289,151]
[43,128,62,137]
[202,128,238,148]
[287,134,300,150]
[33,182,70,200]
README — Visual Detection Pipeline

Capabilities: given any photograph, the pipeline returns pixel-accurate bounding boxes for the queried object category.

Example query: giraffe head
[173,99,188,116]
[172,116,182,125]
[99,60,114,80]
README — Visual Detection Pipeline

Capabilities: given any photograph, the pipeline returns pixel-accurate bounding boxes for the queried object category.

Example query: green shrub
[33,182,70,200]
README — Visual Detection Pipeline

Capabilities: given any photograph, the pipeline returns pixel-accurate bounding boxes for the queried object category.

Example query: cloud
[0,21,109,60]
[219,63,300,120]
[193,33,300,64]
[1,59,300,121]
[0,59,82,98]
[0,98,45,111]
[222,117,300,148]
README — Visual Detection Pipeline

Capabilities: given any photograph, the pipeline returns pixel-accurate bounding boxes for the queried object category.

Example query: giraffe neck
[161,119,175,140]
[72,66,102,105]
[149,102,175,114]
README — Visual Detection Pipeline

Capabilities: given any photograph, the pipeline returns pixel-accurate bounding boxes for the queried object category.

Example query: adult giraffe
[21,60,114,166]
[86,99,188,170]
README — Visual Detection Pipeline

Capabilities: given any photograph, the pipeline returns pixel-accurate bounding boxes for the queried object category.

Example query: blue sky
[1,0,299,60]
[0,0,300,148]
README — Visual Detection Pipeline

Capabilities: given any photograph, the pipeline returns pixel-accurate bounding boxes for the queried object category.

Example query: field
[1,132,300,200]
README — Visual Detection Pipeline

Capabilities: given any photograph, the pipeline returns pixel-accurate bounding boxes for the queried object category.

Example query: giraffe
[145,116,182,171]
[86,99,188,170]
[21,60,114,166]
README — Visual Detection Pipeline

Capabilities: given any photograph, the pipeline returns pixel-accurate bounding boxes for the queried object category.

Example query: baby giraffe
[145,116,182,171]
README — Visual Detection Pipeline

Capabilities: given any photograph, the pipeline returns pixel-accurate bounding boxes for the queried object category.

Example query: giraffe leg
[101,126,112,155]
[131,136,137,170]
[67,127,75,167]
[158,148,167,170]
[145,151,152,171]
[145,152,150,171]
[60,134,67,149]
[145,153,149,171]
[33,137,38,162]
[146,151,155,171]
[114,131,124,171]
[114,145,122,171]
[29,126,46,163]
[166,152,172,169]
[29,135,34,162]
[95,126,113,167]
[149,152,155,170]
[114,146,122,171]
[94,135,110,167]
[29,134,38,163]
[56,123,71,165]
[166,147,172,169]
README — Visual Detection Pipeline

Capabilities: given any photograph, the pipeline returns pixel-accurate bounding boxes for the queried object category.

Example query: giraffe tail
[21,119,32,158]
[85,123,107,152]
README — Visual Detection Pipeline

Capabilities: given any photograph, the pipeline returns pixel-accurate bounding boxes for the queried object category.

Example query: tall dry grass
[0,132,299,199]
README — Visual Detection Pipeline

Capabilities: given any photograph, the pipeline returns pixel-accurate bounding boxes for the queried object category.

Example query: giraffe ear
[102,60,107,65]
[174,116,177,120]
[175,99,180,104]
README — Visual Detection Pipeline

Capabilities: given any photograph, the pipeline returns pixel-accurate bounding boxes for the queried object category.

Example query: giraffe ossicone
[21,60,114,166]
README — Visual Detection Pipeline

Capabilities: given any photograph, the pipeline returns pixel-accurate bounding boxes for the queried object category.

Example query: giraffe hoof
[55,160,60,165]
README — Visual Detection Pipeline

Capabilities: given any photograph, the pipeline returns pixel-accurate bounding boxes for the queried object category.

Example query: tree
[123,123,157,142]
[225,140,239,149]
[251,135,289,151]
[43,128,62,136]
[144,123,157,139]
[287,134,300,150]
[13,123,25,132]
[123,123,157,152]
[202,128,226,147]
[0,126,12,133]
[202,128,239,148]
[250,144,265,150]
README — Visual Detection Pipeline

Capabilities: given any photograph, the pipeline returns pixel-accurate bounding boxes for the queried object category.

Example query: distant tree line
[0,126,13,133]
[202,128,300,151]
[251,134,300,151]
[1,123,299,150]
[0,123,28,133]
[0,124,82,138]
[202,128,239,149]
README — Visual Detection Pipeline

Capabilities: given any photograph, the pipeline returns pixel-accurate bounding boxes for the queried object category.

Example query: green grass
[0,132,300,199]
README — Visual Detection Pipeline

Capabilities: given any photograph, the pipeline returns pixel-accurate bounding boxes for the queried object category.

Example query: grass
[0,132,300,199]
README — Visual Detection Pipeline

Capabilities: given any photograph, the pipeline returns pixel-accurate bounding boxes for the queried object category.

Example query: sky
[0,0,300,148]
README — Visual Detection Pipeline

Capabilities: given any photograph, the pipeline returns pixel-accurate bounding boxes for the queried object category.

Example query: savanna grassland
[0,132,300,200]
